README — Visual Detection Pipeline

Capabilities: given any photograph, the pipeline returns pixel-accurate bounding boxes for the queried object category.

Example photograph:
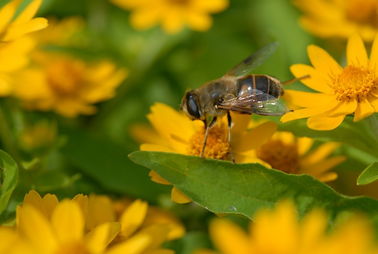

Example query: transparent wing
[225,42,279,77]
[217,90,289,116]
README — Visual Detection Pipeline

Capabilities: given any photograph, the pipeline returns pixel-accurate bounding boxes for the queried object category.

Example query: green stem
[0,103,21,164]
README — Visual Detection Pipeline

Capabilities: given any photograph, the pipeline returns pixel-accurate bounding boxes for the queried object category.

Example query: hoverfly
[180,42,309,158]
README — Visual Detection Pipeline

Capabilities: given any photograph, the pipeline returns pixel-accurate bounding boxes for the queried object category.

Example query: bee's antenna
[281,75,310,85]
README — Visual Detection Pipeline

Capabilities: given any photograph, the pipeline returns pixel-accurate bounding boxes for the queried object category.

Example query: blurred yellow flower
[14,190,181,254]
[132,103,276,203]
[0,0,48,96]
[281,34,378,130]
[110,0,228,34]
[295,0,378,41]
[196,200,378,254]
[19,121,57,151]
[251,131,345,182]
[13,53,127,117]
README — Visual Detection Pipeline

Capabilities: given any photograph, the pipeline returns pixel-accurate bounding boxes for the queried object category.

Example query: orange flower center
[188,124,230,160]
[54,242,90,254]
[47,60,85,96]
[331,65,378,102]
[256,139,299,173]
[345,0,378,27]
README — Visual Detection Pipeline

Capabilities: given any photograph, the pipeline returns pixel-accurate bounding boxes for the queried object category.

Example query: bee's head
[181,90,203,120]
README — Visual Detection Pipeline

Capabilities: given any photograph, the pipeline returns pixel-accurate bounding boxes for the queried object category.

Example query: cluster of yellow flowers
[0,190,184,254]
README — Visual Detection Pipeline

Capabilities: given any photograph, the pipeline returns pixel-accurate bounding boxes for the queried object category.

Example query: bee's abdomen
[237,75,281,100]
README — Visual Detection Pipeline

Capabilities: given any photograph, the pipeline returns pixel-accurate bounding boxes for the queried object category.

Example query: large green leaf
[61,130,168,202]
[0,150,18,214]
[357,162,378,185]
[129,151,378,228]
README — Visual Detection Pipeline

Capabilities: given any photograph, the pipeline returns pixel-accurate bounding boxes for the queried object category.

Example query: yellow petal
[130,8,160,30]
[192,0,228,12]
[347,34,368,67]
[307,45,342,76]
[120,200,148,238]
[328,100,358,117]
[232,121,277,152]
[186,12,212,31]
[301,142,340,165]
[354,99,375,121]
[289,64,334,94]
[302,156,345,176]
[0,0,19,35]
[307,115,345,130]
[171,187,191,204]
[297,137,314,156]
[369,34,378,73]
[210,219,250,254]
[4,18,48,41]
[299,209,328,251]
[162,11,184,34]
[149,170,171,185]
[86,195,115,231]
[193,249,219,254]
[130,124,167,146]
[18,205,57,254]
[283,90,334,108]
[13,0,42,24]
[317,172,338,182]
[144,249,175,254]
[140,143,173,153]
[86,222,121,253]
[51,200,84,243]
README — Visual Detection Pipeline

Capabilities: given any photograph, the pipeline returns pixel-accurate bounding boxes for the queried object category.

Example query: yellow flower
[110,0,228,34]
[250,131,345,182]
[17,190,182,254]
[196,200,378,254]
[132,103,277,203]
[281,34,378,130]
[13,53,127,117]
[19,121,57,151]
[0,0,47,96]
[0,0,48,42]
[294,0,378,41]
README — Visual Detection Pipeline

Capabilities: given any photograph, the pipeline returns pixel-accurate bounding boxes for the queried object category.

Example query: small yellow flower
[281,34,378,130]
[110,0,228,34]
[196,200,378,254]
[294,0,378,41]
[250,131,345,182]
[0,0,48,96]
[13,53,127,117]
[19,121,57,151]
[132,103,277,203]
[14,190,180,254]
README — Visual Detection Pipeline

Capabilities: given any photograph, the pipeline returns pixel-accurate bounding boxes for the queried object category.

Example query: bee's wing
[225,42,279,78]
[217,91,289,116]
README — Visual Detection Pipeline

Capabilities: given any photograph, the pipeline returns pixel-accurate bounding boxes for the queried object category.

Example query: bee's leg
[281,75,310,85]
[201,117,217,158]
[227,111,235,163]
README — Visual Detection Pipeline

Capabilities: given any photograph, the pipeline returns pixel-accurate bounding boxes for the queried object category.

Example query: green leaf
[0,150,18,214]
[129,151,378,228]
[357,162,378,185]
[61,130,168,202]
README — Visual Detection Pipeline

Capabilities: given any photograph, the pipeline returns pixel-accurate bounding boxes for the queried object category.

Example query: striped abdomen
[236,75,283,100]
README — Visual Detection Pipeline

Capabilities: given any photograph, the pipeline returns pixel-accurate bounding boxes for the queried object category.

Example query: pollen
[188,124,230,160]
[256,139,299,174]
[330,65,378,102]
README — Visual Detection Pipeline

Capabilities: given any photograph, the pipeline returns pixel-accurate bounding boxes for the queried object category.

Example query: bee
[180,42,309,158]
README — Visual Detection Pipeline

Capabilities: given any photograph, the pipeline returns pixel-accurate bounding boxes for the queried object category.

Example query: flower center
[188,124,230,160]
[256,139,299,173]
[330,65,378,102]
[345,0,378,27]
[46,60,85,96]
[54,242,90,254]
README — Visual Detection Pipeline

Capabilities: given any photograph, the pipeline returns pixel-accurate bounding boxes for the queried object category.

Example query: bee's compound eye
[186,92,201,119]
